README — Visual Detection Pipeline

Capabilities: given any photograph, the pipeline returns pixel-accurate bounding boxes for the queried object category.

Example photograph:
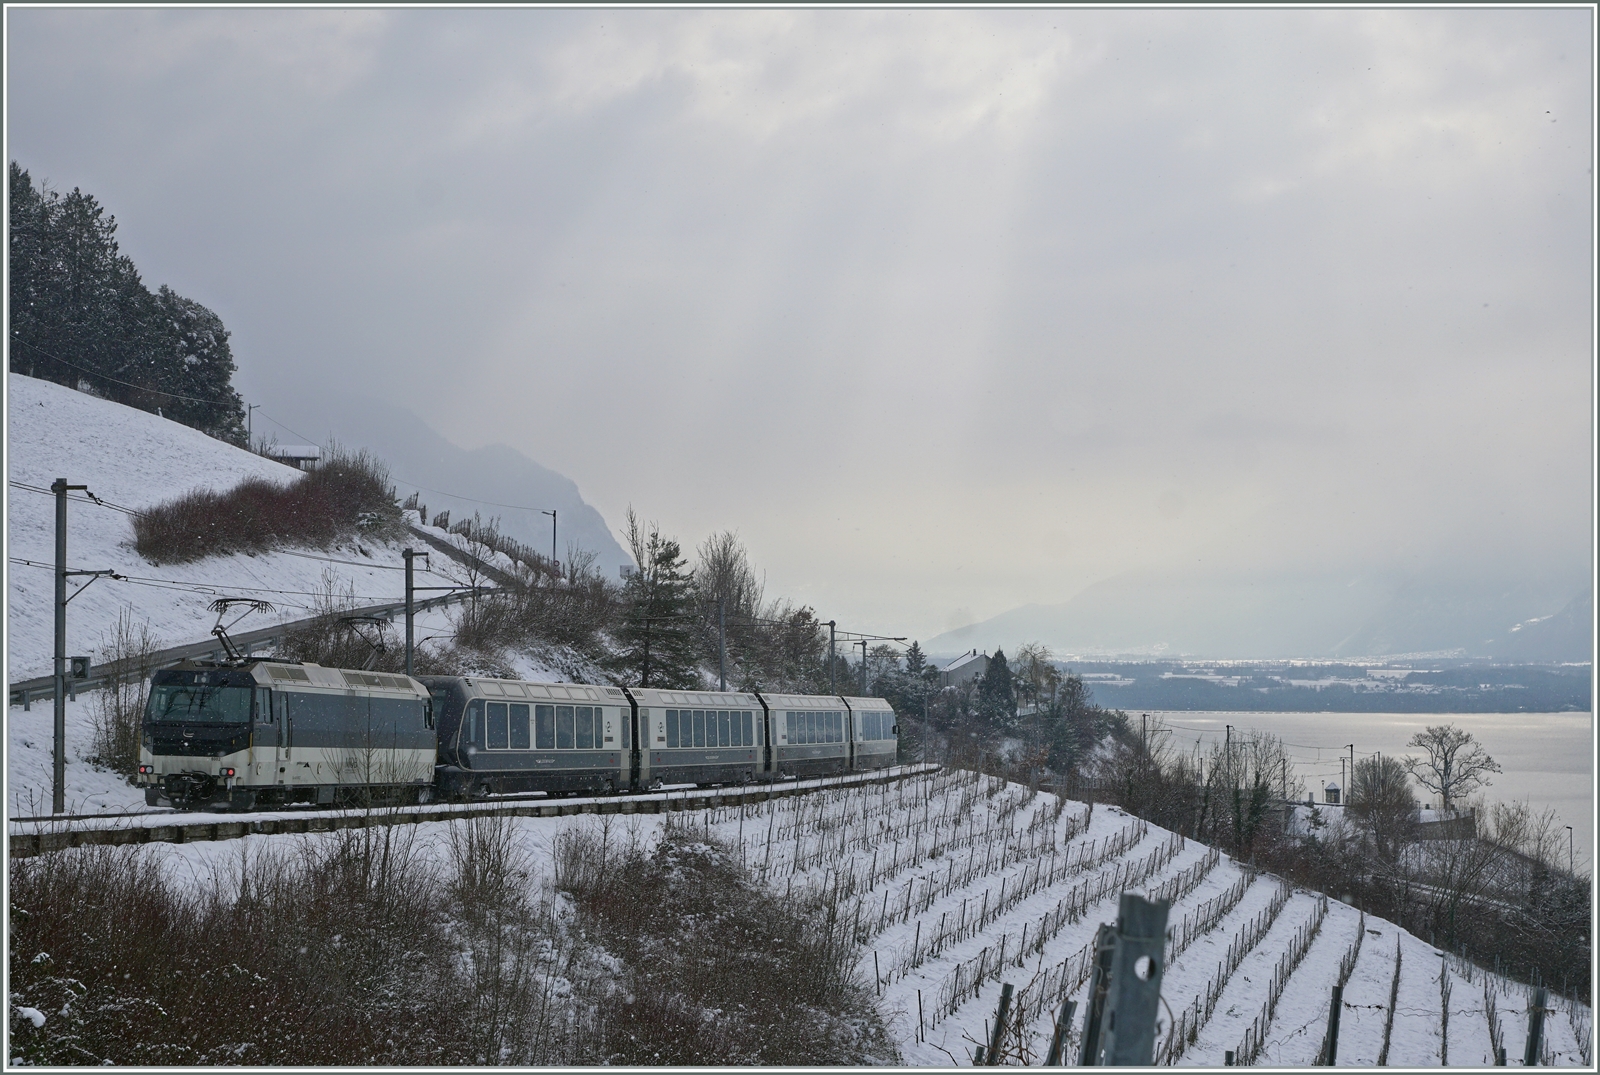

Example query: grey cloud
[7,8,1589,644]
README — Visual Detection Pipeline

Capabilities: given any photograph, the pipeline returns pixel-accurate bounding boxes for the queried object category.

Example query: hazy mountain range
[257,391,632,576]
[928,573,1592,664]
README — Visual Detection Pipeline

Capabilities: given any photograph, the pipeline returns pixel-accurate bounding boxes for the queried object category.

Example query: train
[136,658,900,810]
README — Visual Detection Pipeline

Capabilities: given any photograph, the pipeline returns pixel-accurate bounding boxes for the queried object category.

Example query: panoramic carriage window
[463,699,484,745]
[665,710,679,748]
[576,706,594,750]
[556,706,575,749]
[691,710,705,748]
[741,711,752,747]
[487,702,509,750]
[718,710,731,747]
[831,711,842,743]
[753,712,762,746]
[510,703,530,750]
[863,711,878,741]
[535,705,555,749]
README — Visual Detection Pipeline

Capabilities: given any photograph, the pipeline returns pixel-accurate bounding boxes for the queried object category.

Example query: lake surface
[1139,710,1594,871]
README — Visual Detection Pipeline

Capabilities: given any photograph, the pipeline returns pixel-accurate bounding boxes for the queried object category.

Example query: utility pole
[53,478,69,815]
[718,599,727,691]
[1567,826,1574,875]
[541,509,557,574]
[828,620,836,695]
[52,479,113,815]
[246,403,260,445]
[403,548,429,677]
[858,638,870,696]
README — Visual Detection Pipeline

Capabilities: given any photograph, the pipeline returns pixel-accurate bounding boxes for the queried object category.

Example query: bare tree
[1009,641,1060,711]
[1347,754,1418,860]
[1403,724,1501,812]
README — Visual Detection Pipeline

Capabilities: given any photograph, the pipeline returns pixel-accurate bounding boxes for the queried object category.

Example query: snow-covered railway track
[9,762,940,858]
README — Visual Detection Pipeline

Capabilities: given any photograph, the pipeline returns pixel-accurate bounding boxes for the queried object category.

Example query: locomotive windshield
[146,684,253,724]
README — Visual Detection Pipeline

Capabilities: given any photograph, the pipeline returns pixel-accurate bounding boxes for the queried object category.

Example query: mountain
[251,390,631,577]
[927,571,1592,662]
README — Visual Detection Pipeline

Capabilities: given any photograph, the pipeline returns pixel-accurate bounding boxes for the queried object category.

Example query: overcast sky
[7,7,1593,644]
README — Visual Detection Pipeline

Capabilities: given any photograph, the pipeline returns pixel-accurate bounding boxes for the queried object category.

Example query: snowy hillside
[6,372,466,681]
[71,771,1590,1067]
[7,373,619,814]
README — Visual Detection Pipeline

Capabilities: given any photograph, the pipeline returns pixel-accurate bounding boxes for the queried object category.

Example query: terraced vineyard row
[688,770,1590,1066]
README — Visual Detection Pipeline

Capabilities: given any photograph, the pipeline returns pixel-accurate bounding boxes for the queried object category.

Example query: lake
[1137,710,1594,871]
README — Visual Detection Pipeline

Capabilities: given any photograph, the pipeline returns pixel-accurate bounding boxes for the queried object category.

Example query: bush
[553,819,894,1064]
[132,445,399,564]
[89,610,161,775]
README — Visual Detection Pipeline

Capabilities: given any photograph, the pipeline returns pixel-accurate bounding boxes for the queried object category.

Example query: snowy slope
[5,372,466,681]
[47,772,1587,1067]
[6,373,618,814]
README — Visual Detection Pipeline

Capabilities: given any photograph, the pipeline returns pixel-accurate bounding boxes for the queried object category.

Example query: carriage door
[252,687,273,783]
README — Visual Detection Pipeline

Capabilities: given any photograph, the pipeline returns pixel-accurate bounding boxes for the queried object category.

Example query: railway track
[8,762,940,858]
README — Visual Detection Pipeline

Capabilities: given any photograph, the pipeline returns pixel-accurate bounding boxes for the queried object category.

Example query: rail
[8,763,942,858]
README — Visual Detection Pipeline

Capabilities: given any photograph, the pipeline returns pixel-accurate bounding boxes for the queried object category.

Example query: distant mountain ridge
[928,571,1592,663]
[255,391,631,577]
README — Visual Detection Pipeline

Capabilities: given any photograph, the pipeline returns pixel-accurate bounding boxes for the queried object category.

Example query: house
[266,444,321,470]
[938,650,989,689]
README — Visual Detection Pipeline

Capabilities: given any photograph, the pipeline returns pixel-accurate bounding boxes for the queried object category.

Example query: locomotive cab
[139,660,436,811]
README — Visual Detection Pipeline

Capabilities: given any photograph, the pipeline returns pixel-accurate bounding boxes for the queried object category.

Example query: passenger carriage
[424,676,632,797]
[765,692,855,779]
[630,688,766,788]
[841,694,899,772]
[138,660,436,810]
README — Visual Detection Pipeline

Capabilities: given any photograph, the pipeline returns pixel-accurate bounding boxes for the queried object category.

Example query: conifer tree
[974,648,1016,733]
[612,510,701,689]
[8,161,247,444]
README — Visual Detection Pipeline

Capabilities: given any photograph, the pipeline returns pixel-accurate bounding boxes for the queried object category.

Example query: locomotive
[137,658,900,810]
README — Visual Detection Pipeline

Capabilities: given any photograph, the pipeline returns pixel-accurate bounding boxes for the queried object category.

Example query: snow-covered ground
[19,770,1585,1067]
[6,372,473,682]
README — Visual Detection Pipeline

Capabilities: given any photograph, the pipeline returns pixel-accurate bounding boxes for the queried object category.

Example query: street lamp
[541,510,557,573]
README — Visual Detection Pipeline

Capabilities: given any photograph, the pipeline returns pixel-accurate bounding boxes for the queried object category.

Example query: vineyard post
[1524,987,1548,1066]
[984,982,1014,1066]
[1079,894,1170,1065]
[1319,984,1343,1065]
[1045,999,1077,1066]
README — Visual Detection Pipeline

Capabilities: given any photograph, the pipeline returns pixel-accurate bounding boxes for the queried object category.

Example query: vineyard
[681,769,1592,1066]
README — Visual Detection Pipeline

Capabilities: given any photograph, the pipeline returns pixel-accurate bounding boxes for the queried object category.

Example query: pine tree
[974,648,1016,734]
[612,511,701,689]
[903,640,927,678]
[8,161,248,444]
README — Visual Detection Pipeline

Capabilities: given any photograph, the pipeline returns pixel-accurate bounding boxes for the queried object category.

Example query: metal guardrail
[8,763,941,858]
[9,523,505,709]
[7,588,488,710]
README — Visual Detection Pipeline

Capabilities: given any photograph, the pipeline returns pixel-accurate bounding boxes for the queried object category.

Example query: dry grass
[553,817,894,1065]
[89,609,162,775]
[133,445,400,564]
[10,816,894,1066]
